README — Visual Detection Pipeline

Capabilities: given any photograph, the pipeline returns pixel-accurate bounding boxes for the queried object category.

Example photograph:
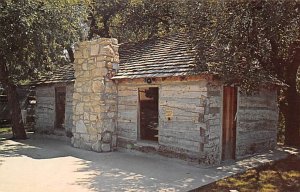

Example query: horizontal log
[161,90,207,98]
[118,90,137,97]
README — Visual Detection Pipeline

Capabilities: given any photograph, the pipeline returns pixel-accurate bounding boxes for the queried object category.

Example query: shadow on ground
[0,133,298,192]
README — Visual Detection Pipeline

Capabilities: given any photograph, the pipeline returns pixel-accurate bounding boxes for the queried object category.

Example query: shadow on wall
[0,134,296,192]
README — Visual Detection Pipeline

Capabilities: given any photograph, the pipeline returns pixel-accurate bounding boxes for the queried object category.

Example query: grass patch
[194,154,300,192]
[0,127,12,134]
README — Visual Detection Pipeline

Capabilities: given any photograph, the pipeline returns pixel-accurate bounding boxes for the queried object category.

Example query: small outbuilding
[33,65,74,136]
[34,34,278,164]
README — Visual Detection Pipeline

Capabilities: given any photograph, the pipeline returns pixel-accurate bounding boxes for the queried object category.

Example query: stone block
[88,57,96,64]
[73,93,81,100]
[73,133,81,139]
[101,143,111,152]
[81,142,92,151]
[84,112,89,120]
[82,63,87,70]
[76,120,87,133]
[106,62,113,69]
[81,133,90,142]
[112,134,117,148]
[77,58,85,64]
[71,138,79,148]
[82,85,91,93]
[74,50,83,59]
[111,38,118,45]
[90,134,98,142]
[83,48,89,58]
[76,103,84,114]
[82,96,90,102]
[90,114,98,121]
[92,81,102,93]
[100,45,114,55]
[87,127,97,135]
[91,140,102,152]
[101,131,112,143]
[107,112,115,118]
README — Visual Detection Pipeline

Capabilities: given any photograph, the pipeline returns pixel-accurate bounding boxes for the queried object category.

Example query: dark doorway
[55,87,66,129]
[222,86,238,160]
[138,87,159,141]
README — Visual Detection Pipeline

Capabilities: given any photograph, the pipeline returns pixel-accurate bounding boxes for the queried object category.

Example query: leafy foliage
[184,0,300,145]
[89,0,299,91]
[0,0,88,84]
[0,0,89,139]
[88,0,184,42]
[112,0,182,42]
[186,0,300,91]
[89,0,300,144]
[88,0,129,39]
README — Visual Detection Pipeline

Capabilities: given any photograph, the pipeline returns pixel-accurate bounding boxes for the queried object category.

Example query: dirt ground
[195,154,300,192]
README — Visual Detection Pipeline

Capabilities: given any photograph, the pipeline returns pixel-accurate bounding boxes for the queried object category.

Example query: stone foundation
[72,38,119,152]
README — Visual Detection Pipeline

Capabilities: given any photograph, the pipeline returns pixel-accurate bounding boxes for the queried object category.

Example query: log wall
[116,78,223,164]
[35,85,55,132]
[35,83,74,135]
[236,88,278,158]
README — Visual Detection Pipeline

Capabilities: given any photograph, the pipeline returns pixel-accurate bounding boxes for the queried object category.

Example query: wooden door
[55,87,66,129]
[138,87,159,141]
[222,86,237,160]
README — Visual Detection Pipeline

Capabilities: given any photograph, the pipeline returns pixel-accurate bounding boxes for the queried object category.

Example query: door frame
[221,86,238,161]
[54,86,66,129]
[137,86,159,142]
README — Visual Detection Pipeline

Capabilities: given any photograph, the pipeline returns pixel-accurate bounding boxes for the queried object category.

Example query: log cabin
[33,34,278,164]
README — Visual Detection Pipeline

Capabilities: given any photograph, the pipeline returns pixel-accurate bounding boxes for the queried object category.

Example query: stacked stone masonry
[65,84,74,134]
[72,38,119,152]
[202,83,222,164]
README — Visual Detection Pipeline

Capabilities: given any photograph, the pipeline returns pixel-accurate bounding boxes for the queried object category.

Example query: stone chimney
[72,38,119,152]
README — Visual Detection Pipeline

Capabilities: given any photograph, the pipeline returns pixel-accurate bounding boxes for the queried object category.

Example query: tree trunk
[88,14,97,40]
[6,84,27,139]
[284,86,300,146]
[67,47,74,63]
[284,46,300,146]
[0,62,27,139]
[101,15,110,38]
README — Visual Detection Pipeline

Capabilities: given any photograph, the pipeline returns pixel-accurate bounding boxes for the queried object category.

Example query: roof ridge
[119,32,189,48]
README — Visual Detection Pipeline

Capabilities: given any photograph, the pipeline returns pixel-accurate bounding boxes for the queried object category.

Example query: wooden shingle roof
[34,33,203,84]
[113,33,199,79]
[33,64,75,85]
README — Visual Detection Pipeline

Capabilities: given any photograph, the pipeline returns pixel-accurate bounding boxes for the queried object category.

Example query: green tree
[112,0,181,42]
[185,0,300,146]
[90,0,300,145]
[0,0,88,139]
[88,0,183,42]
[87,0,129,40]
